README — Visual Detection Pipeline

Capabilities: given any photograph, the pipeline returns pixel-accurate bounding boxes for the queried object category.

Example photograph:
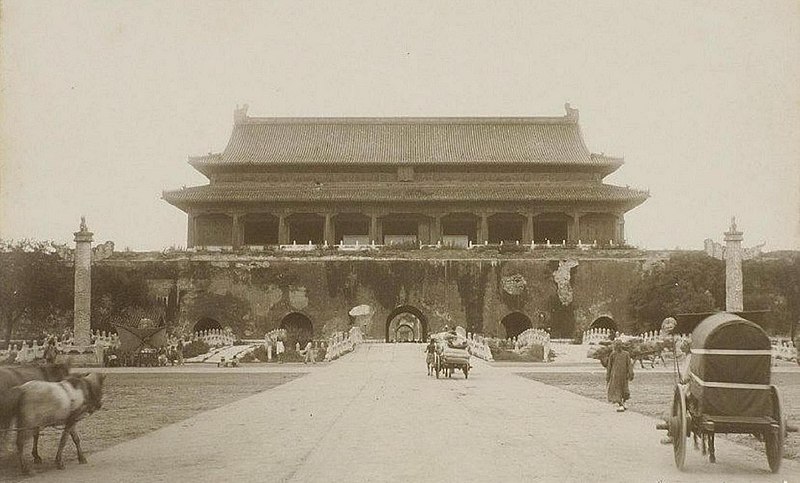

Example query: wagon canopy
[688,312,772,417]
[112,324,168,354]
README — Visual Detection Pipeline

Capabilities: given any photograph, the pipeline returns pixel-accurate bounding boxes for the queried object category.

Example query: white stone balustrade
[324,326,364,361]
[515,328,551,362]
[194,328,235,348]
[466,332,494,361]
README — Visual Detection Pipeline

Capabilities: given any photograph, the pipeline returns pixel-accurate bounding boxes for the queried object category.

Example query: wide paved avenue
[28,344,799,482]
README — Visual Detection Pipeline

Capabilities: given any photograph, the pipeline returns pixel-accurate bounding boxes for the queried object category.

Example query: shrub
[182,339,210,358]
[240,345,266,362]
[489,343,545,362]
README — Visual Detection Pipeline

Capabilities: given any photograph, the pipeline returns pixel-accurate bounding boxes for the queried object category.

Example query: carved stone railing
[324,326,363,362]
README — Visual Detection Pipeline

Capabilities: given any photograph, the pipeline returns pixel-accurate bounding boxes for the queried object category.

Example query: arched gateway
[194,317,222,333]
[500,312,532,338]
[589,316,616,332]
[385,305,428,342]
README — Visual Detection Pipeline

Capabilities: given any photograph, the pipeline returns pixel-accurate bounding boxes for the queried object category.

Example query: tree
[628,252,725,332]
[743,253,800,336]
[91,267,164,333]
[0,240,73,344]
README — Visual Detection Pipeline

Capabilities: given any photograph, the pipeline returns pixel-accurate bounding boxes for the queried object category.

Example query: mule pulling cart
[656,312,797,473]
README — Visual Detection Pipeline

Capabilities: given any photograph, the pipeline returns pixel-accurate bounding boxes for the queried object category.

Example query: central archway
[589,316,616,332]
[500,312,532,339]
[385,305,428,342]
[194,317,222,333]
[280,312,314,349]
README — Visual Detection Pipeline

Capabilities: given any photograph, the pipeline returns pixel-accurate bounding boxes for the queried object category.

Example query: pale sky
[1,0,799,250]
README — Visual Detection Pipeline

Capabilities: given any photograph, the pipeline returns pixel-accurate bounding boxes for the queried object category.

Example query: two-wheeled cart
[656,312,797,473]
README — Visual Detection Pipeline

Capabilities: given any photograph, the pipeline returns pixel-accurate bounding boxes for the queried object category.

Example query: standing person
[302,341,316,364]
[176,339,184,366]
[606,339,634,412]
[275,337,285,364]
[425,338,437,376]
[43,337,58,364]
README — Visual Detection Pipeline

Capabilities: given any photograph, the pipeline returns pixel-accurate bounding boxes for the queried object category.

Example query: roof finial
[564,102,579,122]
[234,104,249,124]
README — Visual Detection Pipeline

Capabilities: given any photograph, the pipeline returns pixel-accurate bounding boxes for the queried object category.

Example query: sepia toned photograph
[1,1,799,481]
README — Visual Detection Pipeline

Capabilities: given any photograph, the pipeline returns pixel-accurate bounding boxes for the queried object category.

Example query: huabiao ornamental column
[73,217,93,346]
[704,217,762,312]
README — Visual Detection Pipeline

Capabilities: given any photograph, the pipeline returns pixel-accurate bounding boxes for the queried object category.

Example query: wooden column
[187,213,196,248]
[369,214,380,244]
[278,214,288,245]
[231,213,242,249]
[617,214,625,244]
[479,213,489,244]
[570,212,584,243]
[431,214,443,244]
[323,213,334,245]
[524,214,534,244]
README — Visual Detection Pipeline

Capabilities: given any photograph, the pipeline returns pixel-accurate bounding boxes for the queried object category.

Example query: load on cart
[430,328,472,379]
[656,312,797,473]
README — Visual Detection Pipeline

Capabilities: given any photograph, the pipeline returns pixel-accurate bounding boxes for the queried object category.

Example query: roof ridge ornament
[564,102,579,122]
[234,104,249,124]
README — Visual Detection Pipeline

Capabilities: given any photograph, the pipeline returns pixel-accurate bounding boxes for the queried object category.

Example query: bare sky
[1,0,799,250]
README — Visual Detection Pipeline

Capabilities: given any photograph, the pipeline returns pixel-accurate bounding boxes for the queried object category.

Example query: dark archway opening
[194,317,222,333]
[501,312,532,339]
[488,213,525,244]
[280,312,314,349]
[590,316,617,332]
[385,305,428,342]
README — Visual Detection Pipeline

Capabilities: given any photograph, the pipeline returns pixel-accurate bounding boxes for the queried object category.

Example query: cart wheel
[766,386,785,473]
[671,385,688,470]
[463,366,469,379]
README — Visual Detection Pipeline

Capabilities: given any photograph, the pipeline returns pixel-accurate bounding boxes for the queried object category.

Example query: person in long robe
[606,339,634,411]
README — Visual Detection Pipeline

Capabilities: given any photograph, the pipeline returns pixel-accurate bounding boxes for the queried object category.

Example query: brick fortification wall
[97,251,666,340]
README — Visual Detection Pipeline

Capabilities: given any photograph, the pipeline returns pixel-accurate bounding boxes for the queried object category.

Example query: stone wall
[96,251,666,341]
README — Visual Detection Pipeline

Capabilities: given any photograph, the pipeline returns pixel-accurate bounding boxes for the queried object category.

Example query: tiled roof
[163,182,649,206]
[189,105,621,168]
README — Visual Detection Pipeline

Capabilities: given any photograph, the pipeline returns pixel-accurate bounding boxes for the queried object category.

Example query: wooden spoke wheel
[671,385,688,470]
[766,386,785,473]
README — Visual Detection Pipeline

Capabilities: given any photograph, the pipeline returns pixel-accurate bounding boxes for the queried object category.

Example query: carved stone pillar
[73,219,93,346]
[323,213,334,245]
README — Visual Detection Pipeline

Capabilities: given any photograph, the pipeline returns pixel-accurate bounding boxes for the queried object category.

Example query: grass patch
[0,371,303,481]
[518,371,800,462]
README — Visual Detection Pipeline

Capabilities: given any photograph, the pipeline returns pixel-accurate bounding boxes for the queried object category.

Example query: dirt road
[25,344,799,482]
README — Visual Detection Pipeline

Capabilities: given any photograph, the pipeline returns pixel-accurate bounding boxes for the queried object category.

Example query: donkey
[8,372,105,474]
[0,363,71,450]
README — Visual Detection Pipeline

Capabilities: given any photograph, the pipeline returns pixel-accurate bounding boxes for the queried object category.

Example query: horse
[8,372,105,474]
[0,363,71,450]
